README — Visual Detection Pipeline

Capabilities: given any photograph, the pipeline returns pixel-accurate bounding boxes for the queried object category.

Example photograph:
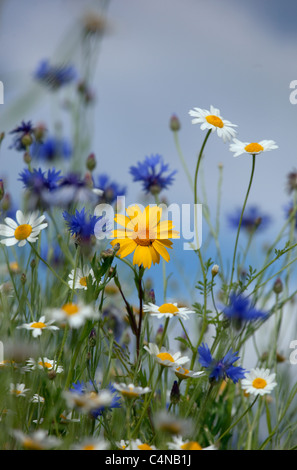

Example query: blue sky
[1,0,297,303]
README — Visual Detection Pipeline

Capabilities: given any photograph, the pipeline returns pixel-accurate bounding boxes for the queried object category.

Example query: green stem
[229,154,256,294]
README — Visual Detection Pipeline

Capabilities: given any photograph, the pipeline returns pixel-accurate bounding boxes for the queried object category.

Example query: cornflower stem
[229,154,256,295]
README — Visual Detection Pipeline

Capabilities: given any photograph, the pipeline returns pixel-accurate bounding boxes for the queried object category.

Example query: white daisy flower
[0,210,48,247]
[17,315,59,338]
[26,357,63,374]
[31,394,45,403]
[241,368,277,396]
[144,342,189,368]
[13,429,60,450]
[63,389,114,414]
[189,105,237,142]
[167,435,216,450]
[126,439,156,451]
[153,411,193,436]
[59,411,80,424]
[68,266,95,290]
[143,302,194,320]
[10,383,29,397]
[72,438,109,451]
[113,383,151,399]
[172,366,204,381]
[47,302,99,329]
[229,138,278,157]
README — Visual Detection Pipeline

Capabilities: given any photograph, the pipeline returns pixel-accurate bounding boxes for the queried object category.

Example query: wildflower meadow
[1,0,297,455]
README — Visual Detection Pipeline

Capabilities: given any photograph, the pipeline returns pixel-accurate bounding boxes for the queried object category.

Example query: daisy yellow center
[205,115,224,128]
[31,322,46,329]
[9,261,19,271]
[158,303,179,314]
[138,444,152,450]
[176,367,189,375]
[13,390,22,395]
[82,445,95,450]
[181,441,202,450]
[157,352,174,362]
[79,276,87,287]
[244,143,264,153]
[14,224,32,241]
[121,386,139,398]
[23,438,44,450]
[252,377,267,389]
[38,361,52,369]
[62,303,79,316]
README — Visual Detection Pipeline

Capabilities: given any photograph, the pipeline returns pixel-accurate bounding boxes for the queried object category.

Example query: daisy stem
[28,242,70,289]
[229,154,256,295]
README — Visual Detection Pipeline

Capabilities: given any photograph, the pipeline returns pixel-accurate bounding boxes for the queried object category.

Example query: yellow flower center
[252,377,267,389]
[30,322,47,329]
[181,441,202,450]
[79,276,87,287]
[205,115,224,128]
[134,225,155,246]
[157,352,174,362]
[9,261,19,272]
[138,443,152,450]
[175,367,189,376]
[14,224,32,241]
[12,390,22,395]
[38,361,52,369]
[244,143,264,154]
[158,303,179,315]
[82,445,96,450]
[62,303,79,316]
[121,386,139,398]
[23,438,44,450]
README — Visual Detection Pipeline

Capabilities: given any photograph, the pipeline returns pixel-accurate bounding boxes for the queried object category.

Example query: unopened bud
[86,153,96,172]
[0,179,4,201]
[48,370,57,380]
[23,152,31,164]
[211,264,219,277]
[89,328,97,347]
[170,380,180,405]
[20,273,27,284]
[21,134,33,148]
[148,289,156,304]
[1,193,11,211]
[30,259,36,269]
[273,278,283,294]
[155,324,164,344]
[150,184,161,195]
[170,114,181,132]
[0,132,5,144]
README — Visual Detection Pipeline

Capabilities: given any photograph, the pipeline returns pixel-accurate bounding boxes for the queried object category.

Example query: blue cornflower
[224,293,268,328]
[228,205,271,233]
[9,120,35,151]
[129,154,176,194]
[19,167,62,192]
[69,380,121,418]
[198,343,246,384]
[30,136,72,162]
[34,59,77,90]
[94,174,126,205]
[63,207,101,241]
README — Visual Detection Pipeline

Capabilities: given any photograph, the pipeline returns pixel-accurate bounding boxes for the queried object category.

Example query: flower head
[229,138,278,157]
[143,302,194,320]
[17,315,59,338]
[241,368,277,396]
[130,154,176,194]
[0,210,48,247]
[68,266,96,290]
[113,383,151,399]
[228,205,271,233]
[224,293,268,328]
[34,59,77,90]
[144,342,189,368]
[48,301,99,329]
[10,383,29,397]
[110,204,179,269]
[9,120,36,151]
[189,105,237,142]
[13,430,60,450]
[26,357,63,374]
[172,366,204,381]
[30,135,72,161]
[63,207,102,242]
[167,435,216,451]
[94,173,126,204]
[198,343,246,383]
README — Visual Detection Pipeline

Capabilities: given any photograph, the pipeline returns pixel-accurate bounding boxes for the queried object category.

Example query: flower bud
[23,152,31,164]
[170,114,181,132]
[21,134,33,148]
[170,380,180,405]
[273,278,283,294]
[0,179,4,201]
[89,328,97,348]
[211,264,219,277]
[86,153,96,172]
[1,193,11,212]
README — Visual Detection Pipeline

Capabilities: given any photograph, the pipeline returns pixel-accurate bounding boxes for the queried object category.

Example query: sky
[1,0,297,307]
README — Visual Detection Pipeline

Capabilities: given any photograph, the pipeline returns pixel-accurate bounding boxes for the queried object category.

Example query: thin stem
[229,154,256,294]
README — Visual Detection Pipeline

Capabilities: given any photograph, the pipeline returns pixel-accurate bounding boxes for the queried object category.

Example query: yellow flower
[110,205,179,269]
